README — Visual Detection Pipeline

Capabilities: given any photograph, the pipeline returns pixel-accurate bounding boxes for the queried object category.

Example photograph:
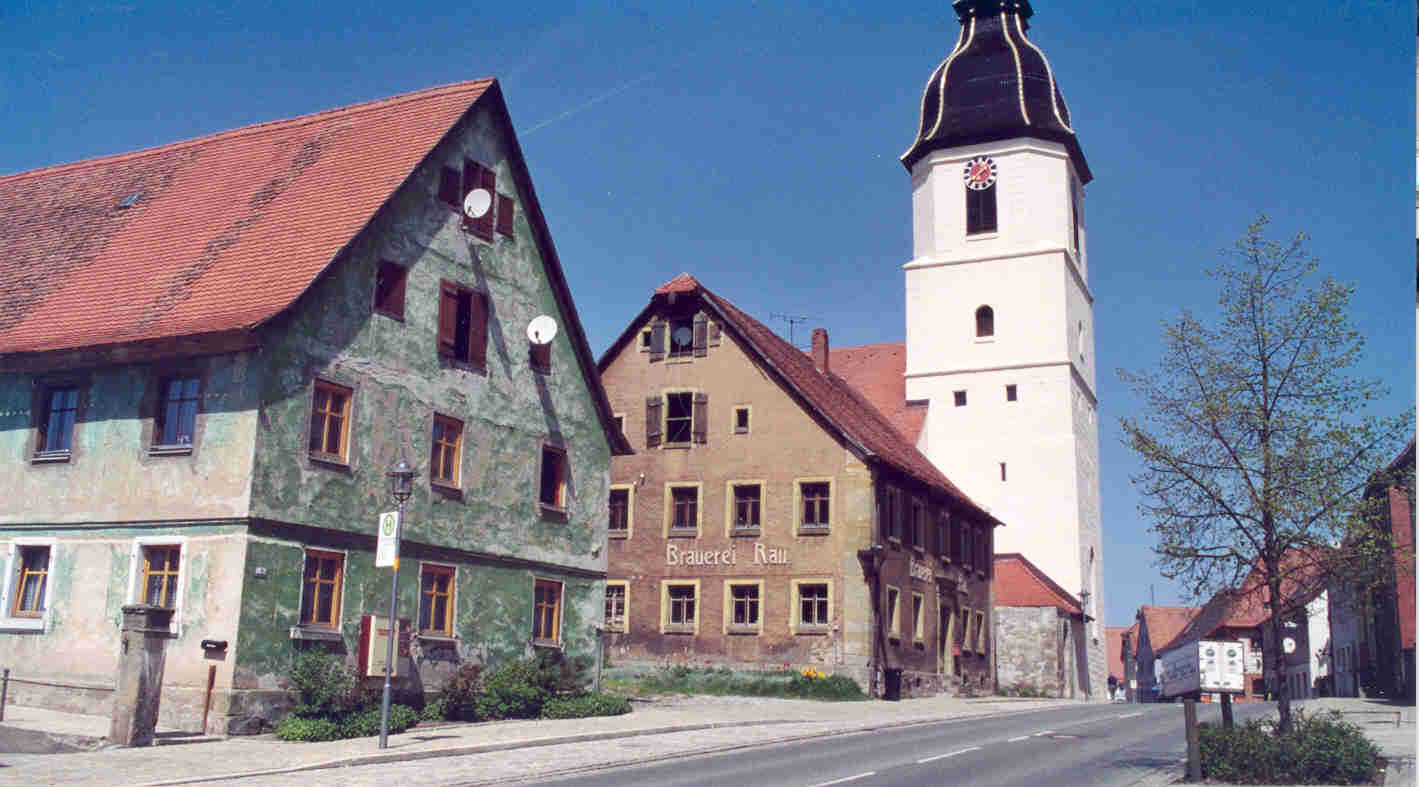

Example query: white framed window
[724,579,764,635]
[724,479,765,536]
[0,538,56,632]
[604,580,629,633]
[127,536,188,635]
[794,477,834,534]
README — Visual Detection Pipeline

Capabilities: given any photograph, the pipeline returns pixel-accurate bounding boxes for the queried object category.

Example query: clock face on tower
[962,156,998,191]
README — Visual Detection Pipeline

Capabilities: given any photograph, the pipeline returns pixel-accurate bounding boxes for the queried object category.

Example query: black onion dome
[901,0,1091,183]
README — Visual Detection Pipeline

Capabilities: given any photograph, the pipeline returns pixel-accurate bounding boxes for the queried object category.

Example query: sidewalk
[0,695,1075,786]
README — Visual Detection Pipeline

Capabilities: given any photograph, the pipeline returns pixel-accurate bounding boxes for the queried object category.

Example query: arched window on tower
[975,306,994,338]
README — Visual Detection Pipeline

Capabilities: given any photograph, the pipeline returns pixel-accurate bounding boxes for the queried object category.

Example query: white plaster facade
[904,137,1106,698]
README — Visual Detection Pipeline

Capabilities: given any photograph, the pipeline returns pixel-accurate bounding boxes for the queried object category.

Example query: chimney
[811,328,829,374]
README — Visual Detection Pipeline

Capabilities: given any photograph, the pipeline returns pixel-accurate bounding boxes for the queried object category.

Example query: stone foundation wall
[995,606,1065,696]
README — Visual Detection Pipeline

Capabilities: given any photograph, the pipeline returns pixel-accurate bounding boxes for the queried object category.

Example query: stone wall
[996,606,1067,697]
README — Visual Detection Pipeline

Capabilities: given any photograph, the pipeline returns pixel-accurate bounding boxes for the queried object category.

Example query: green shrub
[287,651,356,717]
[541,693,633,719]
[339,705,418,739]
[785,673,866,701]
[1200,710,1379,785]
[535,650,591,697]
[420,697,449,723]
[476,659,545,719]
[274,715,343,742]
[436,661,485,720]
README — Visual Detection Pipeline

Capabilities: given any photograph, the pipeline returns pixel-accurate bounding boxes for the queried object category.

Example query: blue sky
[3,1,1413,626]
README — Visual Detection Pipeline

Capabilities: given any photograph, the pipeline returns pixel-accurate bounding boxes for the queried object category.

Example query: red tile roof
[1162,549,1330,653]
[1137,605,1199,654]
[0,80,494,356]
[1106,624,1138,682]
[613,276,998,523]
[993,553,1082,615]
[830,342,926,443]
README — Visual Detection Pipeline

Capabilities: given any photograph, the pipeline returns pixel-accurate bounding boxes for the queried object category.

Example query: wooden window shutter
[467,291,489,368]
[438,166,460,207]
[438,284,459,356]
[474,165,497,239]
[496,194,515,237]
[692,393,708,443]
[649,321,666,362]
[708,321,721,346]
[692,314,708,357]
[645,396,662,447]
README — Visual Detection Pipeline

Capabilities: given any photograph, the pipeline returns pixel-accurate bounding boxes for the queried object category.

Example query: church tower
[900,0,1105,697]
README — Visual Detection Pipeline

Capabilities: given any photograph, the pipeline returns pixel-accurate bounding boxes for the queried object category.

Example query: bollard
[1184,699,1201,782]
[0,667,8,722]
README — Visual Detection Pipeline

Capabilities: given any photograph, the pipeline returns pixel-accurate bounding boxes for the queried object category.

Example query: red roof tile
[993,553,1082,615]
[1106,624,1138,682]
[1138,605,1200,654]
[0,80,494,356]
[830,342,925,443]
[631,277,997,523]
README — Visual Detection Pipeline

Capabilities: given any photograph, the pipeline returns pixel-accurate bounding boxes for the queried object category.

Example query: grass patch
[605,665,866,701]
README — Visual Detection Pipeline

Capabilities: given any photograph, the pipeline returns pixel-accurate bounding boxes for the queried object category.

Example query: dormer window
[975,306,994,338]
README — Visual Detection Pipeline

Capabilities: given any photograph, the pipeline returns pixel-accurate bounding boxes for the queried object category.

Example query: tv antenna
[771,313,811,348]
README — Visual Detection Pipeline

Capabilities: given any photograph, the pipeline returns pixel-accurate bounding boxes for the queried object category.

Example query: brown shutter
[437,284,458,356]
[645,396,662,447]
[692,392,708,443]
[496,194,515,237]
[708,321,721,346]
[438,166,461,207]
[692,313,708,357]
[475,166,497,239]
[468,291,489,369]
[649,321,666,362]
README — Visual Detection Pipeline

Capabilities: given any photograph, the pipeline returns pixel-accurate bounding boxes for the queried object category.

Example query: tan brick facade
[599,287,995,697]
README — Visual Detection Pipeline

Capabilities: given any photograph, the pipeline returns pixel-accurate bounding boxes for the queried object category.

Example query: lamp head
[387,457,418,502]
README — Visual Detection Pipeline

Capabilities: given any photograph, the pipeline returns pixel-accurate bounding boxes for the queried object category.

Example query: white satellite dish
[527,315,558,345]
[463,188,492,219]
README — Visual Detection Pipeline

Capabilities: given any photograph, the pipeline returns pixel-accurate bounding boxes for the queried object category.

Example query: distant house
[1133,605,1199,702]
[1331,439,1415,700]
[598,274,1001,698]
[993,553,1089,698]
[1105,623,1137,699]
[1158,550,1329,701]
[0,81,628,733]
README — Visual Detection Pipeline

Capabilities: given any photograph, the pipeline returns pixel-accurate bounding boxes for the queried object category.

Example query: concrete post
[1183,699,1201,782]
[110,604,174,747]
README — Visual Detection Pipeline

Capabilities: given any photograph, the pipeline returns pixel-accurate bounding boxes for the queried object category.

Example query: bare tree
[1120,216,1412,730]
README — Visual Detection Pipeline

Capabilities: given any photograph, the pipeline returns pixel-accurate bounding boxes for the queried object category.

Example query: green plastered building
[0,80,629,734]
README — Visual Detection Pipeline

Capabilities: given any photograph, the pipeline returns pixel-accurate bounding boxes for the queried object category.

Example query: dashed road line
[918,746,982,764]
[809,771,876,787]
[1118,711,1144,719]
[1033,730,1055,737]
[1007,735,1030,742]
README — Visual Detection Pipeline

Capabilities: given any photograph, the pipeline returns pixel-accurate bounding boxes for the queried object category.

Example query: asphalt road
[517,701,1275,787]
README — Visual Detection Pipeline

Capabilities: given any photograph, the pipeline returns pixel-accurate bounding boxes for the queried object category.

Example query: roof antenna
[770,312,811,348]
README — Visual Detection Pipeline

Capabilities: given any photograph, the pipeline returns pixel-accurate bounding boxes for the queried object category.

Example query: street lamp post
[379,458,416,749]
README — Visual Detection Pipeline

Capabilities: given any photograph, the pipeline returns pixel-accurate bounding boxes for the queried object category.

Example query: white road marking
[1118,712,1144,719]
[1034,730,1054,737]
[918,747,982,763]
[809,772,876,787]
[1007,735,1030,742]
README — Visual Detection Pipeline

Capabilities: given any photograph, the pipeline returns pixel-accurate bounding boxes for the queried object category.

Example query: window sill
[796,626,829,636]
[667,528,699,539]
[438,355,489,375]
[727,626,760,636]
[887,537,902,549]
[31,450,71,464]
[374,308,405,322]
[662,626,695,635]
[608,530,629,540]
[665,355,695,364]
[539,503,568,523]
[973,337,995,344]
[798,525,830,536]
[731,528,761,538]
[289,626,343,642]
[662,442,692,451]
[604,625,627,635]
[0,616,47,633]
[965,231,999,241]
[415,632,458,644]
[308,453,351,471]
[531,638,563,650]
[888,635,902,644]
[431,481,463,500]
[733,428,749,435]
[149,444,193,457]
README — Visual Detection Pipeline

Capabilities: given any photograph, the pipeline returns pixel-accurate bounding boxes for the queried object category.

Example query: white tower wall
[905,138,1106,698]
